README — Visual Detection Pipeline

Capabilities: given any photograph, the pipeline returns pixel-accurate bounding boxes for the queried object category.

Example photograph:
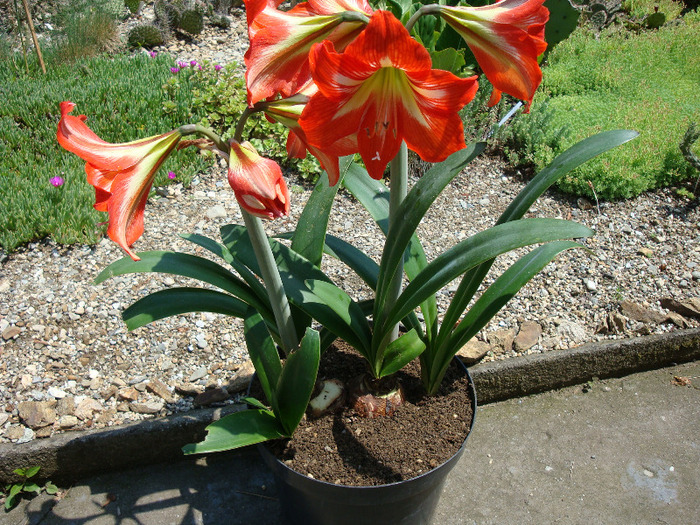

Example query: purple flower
[168,171,177,180]
[149,51,157,58]
[177,61,188,69]
[170,67,180,74]
[190,60,198,67]
[50,176,64,187]
[214,64,223,72]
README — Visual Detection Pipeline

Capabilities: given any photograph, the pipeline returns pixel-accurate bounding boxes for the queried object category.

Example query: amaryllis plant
[58,0,636,452]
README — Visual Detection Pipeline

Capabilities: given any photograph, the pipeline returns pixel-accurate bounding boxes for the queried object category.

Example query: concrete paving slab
[3,362,698,524]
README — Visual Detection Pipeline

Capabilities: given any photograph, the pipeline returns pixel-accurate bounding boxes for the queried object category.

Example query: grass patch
[0,52,212,252]
[499,11,700,199]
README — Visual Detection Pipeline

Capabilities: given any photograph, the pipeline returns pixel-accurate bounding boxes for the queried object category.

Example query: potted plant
[56,0,637,522]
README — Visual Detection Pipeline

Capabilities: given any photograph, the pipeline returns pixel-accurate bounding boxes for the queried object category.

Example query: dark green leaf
[276,328,321,435]
[244,311,282,410]
[381,219,593,333]
[436,130,638,349]
[182,410,286,454]
[426,241,585,393]
[291,156,351,267]
[122,288,252,330]
[95,251,270,316]
[379,328,426,378]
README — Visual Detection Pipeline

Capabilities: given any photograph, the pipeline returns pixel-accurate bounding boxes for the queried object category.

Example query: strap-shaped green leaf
[244,310,283,411]
[342,163,438,336]
[181,409,286,454]
[122,288,252,330]
[95,251,271,317]
[291,156,352,267]
[374,143,485,323]
[180,233,269,305]
[437,130,638,349]
[221,224,372,355]
[378,219,593,336]
[324,234,380,290]
[276,327,321,435]
[379,328,426,378]
[424,241,586,394]
[498,130,638,225]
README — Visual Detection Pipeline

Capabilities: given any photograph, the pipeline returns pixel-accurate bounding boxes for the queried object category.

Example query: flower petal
[243,0,371,104]
[228,141,290,219]
[57,102,181,260]
[300,11,477,179]
[439,0,548,111]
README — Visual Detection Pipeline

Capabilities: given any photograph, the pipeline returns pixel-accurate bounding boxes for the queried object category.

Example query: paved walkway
[4,361,699,525]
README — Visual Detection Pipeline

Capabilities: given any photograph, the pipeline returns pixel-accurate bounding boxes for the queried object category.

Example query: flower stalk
[385,141,408,343]
[242,211,299,354]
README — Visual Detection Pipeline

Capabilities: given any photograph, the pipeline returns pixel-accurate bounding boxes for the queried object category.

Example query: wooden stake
[21,0,46,74]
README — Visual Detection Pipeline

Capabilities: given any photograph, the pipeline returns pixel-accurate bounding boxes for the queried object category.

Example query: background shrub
[498,10,700,200]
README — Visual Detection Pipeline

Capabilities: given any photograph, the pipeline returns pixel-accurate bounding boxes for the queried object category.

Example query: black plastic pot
[259,362,476,525]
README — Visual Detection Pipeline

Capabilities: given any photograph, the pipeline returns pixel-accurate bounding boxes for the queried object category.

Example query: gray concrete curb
[1,328,699,485]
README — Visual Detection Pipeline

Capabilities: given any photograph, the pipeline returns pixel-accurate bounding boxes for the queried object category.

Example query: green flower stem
[405,4,442,33]
[385,141,408,343]
[241,210,299,355]
[234,106,260,144]
[178,124,230,158]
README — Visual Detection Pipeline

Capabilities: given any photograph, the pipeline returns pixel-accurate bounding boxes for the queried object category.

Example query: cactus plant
[155,0,184,29]
[124,0,142,14]
[179,9,205,34]
[127,24,166,48]
[544,0,581,48]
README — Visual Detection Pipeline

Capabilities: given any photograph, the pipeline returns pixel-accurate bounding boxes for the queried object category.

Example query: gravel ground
[1,6,699,444]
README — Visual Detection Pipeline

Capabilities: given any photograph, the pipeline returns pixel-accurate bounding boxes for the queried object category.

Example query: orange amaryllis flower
[57,101,181,261]
[438,0,548,111]
[228,140,290,219]
[298,10,478,180]
[244,0,373,105]
[262,83,356,185]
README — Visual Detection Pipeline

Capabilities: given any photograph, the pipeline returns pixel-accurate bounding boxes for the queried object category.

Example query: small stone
[175,383,206,397]
[189,367,208,382]
[56,396,75,416]
[195,334,209,349]
[487,328,517,352]
[194,387,230,406]
[205,205,227,219]
[456,339,491,365]
[47,387,68,399]
[0,413,9,426]
[35,426,53,439]
[556,321,588,345]
[2,325,21,340]
[584,279,597,292]
[660,297,700,320]
[226,359,255,394]
[620,301,665,324]
[146,379,176,403]
[514,321,542,352]
[5,425,26,441]
[130,401,164,414]
[58,415,79,429]
[18,401,57,429]
[118,387,140,402]
[75,398,104,420]
[637,247,654,257]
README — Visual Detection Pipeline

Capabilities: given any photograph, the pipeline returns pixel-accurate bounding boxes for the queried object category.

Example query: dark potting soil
[262,342,475,486]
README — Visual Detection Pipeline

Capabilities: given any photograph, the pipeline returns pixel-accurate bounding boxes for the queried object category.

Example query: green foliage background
[499,10,700,199]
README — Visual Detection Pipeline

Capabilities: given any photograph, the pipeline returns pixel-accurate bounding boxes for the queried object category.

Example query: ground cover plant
[499,8,700,199]
[0,52,212,252]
